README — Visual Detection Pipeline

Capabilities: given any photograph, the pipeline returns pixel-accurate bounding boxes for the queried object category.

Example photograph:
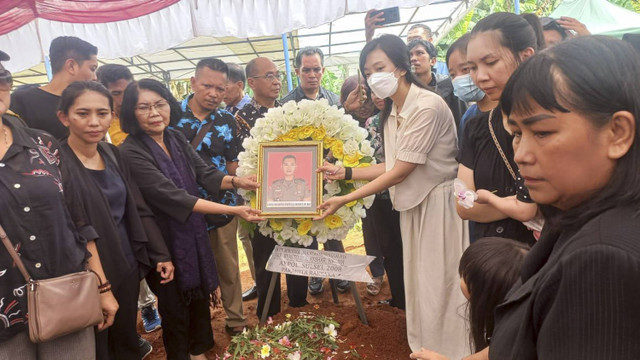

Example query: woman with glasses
[57,81,175,360]
[119,79,262,360]
[0,52,115,359]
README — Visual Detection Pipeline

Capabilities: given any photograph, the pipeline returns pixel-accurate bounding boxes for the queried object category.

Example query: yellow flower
[281,134,297,142]
[331,142,344,159]
[311,126,327,140]
[250,196,257,208]
[298,125,314,139]
[343,152,363,167]
[324,215,343,229]
[260,344,271,359]
[346,200,358,207]
[323,136,337,149]
[357,162,371,168]
[269,219,284,231]
[297,220,313,235]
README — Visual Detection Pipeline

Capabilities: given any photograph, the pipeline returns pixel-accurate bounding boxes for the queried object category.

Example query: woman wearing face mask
[455,13,546,245]
[491,35,640,360]
[446,34,498,142]
[317,34,469,358]
[408,39,467,128]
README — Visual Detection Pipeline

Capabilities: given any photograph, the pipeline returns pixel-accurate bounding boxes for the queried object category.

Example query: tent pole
[282,33,293,92]
[515,0,520,14]
[44,56,53,82]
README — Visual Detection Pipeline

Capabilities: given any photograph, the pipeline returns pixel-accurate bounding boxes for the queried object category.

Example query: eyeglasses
[135,101,169,114]
[0,69,12,87]
[251,72,283,82]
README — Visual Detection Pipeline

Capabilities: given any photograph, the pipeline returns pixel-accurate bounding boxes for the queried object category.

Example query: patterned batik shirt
[364,113,390,199]
[173,95,240,228]
[235,98,282,150]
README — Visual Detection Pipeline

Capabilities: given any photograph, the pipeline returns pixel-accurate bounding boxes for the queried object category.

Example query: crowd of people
[0,7,639,360]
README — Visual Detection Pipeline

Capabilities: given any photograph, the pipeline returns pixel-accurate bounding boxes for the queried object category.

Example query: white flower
[299,235,314,247]
[279,227,294,241]
[352,204,366,219]
[453,178,477,209]
[343,139,359,156]
[360,139,374,157]
[287,351,301,360]
[363,194,375,208]
[324,323,337,339]
[324,181,341,196]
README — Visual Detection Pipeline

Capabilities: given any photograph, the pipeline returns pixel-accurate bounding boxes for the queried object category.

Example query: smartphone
[371,6,400,26]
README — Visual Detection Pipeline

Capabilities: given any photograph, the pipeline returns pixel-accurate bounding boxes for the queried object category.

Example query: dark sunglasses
[0,69,12,87]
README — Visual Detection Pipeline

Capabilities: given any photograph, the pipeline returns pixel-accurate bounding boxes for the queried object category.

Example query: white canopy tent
[1,0,480,87]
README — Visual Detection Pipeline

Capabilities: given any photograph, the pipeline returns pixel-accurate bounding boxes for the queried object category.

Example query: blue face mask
[452,74,485,102]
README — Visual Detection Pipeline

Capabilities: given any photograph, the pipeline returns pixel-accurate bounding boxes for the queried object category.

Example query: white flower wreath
[237,99,376,246]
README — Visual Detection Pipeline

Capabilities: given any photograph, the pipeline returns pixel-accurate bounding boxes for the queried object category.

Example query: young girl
[455,12,546,245]
[317,34,469,358]
[58,81,174,360]
[410,237,530,360]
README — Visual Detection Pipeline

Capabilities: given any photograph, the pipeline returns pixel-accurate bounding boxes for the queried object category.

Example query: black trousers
[95,266,140,360]
[146,270,214,360]
[362,197,405,309]
[251,231,309,318]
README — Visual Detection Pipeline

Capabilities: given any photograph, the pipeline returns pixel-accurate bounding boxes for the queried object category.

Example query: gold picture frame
[256,141,323,218]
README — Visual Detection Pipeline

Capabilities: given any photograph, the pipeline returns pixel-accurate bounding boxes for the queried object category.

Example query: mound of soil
[141,273,411,359]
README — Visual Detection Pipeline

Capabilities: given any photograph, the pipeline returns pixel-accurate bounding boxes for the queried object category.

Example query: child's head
[458,237,530,352]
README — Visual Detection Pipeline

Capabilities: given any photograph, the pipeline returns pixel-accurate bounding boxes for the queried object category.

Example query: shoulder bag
[0,225,103,343]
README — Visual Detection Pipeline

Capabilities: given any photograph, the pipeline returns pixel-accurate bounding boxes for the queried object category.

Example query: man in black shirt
[10,36,98,140]
[281,47,340,106]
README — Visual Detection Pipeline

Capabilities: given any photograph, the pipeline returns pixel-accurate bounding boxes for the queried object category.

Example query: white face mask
[367,68,399,99]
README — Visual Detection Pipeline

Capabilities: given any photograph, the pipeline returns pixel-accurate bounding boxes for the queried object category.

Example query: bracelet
[99,286,112,294]
[344,167,352,180]
[231,176,238,189]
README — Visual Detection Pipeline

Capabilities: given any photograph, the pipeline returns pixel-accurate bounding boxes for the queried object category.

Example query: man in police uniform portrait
[268,154,311,203]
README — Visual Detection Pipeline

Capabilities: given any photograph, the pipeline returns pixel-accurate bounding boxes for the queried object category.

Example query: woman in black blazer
[488,36,640,359]
[57,81,174,360]
[119,79,261,360]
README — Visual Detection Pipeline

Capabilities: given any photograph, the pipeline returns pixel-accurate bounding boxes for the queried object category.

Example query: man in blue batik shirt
[173,58,247,335]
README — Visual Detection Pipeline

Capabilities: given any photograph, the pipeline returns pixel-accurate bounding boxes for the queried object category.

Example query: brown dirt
[141,243,411,359]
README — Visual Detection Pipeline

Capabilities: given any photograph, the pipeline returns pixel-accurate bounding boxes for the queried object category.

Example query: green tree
[437,0,640,62]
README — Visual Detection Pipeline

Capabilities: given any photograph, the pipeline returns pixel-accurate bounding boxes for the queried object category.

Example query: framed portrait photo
[256,141,323,218]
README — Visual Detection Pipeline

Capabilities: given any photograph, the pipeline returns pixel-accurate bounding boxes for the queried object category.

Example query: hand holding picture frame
[256,141,323,218]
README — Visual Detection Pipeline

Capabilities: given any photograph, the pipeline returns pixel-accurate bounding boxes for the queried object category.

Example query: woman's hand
[317,161,345,182]
[234,206,264,223]
[475,189,494,205]
[365,9,385,42]
[409,348,449,360]
[314,196,347,220]
[343,84,368,114]
[556,16,590,36]
[97,291,119,332]
[156,261,175,284]
[234,175,260,191]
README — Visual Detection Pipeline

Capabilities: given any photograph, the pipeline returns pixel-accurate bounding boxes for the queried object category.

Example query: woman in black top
[0,55,115,359]
[118,79,262,360]
[490,36,640,360]
[456,13,545,245]
[57,81,174,360]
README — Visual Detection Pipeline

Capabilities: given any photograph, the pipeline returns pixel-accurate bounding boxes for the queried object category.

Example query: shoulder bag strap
[0,224,32,282]
[488,109,518,181]
[190,120,216,150]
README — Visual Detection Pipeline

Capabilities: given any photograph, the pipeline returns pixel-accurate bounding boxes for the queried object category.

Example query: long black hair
[59,81,113,115]
[502,36,640,230]
[120,79,182,136]
[359,34,429,138]
[459,237,530,352]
